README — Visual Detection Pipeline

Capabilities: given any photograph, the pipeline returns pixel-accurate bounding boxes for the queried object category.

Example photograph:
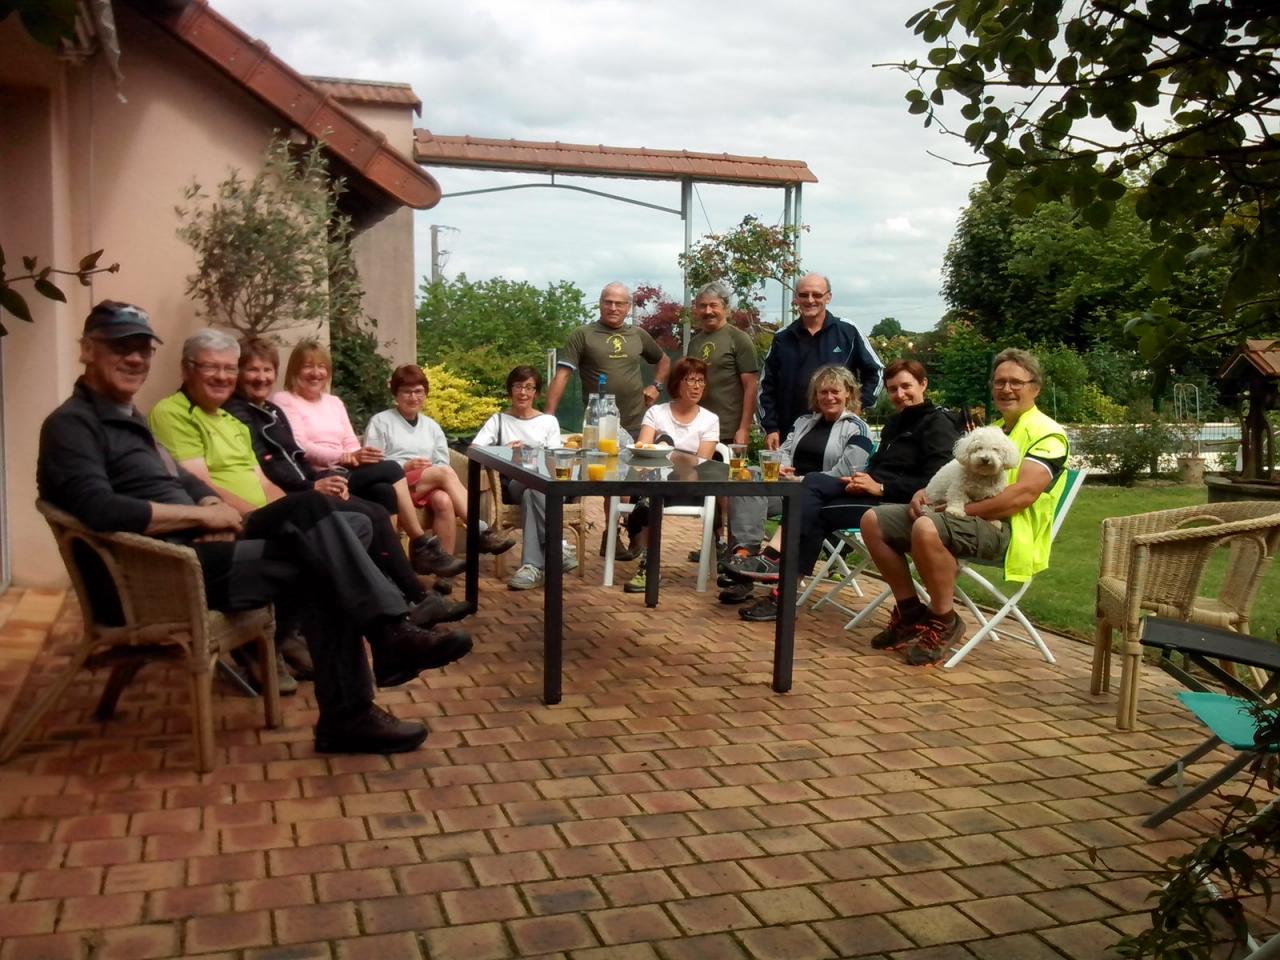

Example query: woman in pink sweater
[272,340,462,577]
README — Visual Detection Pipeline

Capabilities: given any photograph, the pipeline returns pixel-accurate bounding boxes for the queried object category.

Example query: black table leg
[645,496,664,608]
[773,492,800,693]
[543,494,564,705]
[465,460,482,611]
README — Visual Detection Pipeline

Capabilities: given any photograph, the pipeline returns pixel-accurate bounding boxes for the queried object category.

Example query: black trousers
[195,491,407,720]
[334,498,425,602]
[346,460,406,516]
[800,472,882,575]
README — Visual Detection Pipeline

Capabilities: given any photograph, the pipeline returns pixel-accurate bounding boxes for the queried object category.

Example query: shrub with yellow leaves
[422,363,503,437]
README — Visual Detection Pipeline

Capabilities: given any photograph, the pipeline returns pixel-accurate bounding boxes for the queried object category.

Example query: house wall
[0,9,415,587]
[343,102,418,366]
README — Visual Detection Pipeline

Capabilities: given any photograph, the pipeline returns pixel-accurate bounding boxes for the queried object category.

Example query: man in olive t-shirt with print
[686,281,759,445]
[545,282,670,436]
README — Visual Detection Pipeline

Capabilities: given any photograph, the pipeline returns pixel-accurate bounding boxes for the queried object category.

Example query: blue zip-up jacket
[758,311,883,436]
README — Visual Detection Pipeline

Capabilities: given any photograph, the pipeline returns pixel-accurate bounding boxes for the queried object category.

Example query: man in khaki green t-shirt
[545,282,670,436]
[686,281,759,445]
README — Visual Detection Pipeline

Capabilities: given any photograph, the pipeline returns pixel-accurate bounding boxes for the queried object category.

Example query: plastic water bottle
[582,391,600,451]
[598,375,620,454]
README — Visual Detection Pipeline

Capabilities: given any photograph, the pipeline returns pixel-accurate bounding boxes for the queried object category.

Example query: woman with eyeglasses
[364,364,516,560]
[272,343,466,577]
[619,356,720,594]
[469,366,567,590]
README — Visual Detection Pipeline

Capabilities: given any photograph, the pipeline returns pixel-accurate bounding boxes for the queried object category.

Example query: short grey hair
[807,364,861,414]
[694,281,734,310]
[990,347,1042,385]
[182,328,240,364]
[600,282,632,302]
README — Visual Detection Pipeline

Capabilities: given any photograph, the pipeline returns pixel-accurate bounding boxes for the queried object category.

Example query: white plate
[625,443,674,458]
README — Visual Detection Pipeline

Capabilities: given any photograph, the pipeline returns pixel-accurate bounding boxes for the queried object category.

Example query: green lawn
[961,483,1280,642]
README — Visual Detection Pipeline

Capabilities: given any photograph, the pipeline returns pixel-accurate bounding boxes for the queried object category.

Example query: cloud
[213,0,982,331]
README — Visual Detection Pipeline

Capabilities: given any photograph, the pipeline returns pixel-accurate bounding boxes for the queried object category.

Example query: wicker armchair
[486,468,589,580]
[0,502,280,772]
[1091,501,1280,730]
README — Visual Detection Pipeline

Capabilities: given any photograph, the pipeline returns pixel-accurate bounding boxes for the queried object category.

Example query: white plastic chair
[602,443,727,593]
[845,468,1088,669]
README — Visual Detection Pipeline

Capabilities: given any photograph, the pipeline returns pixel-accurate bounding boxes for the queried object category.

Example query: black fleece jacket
[865,401,961,503]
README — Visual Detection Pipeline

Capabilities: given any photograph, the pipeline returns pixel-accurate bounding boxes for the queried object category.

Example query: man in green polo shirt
[686,281,759,445]
[545,282,671,437]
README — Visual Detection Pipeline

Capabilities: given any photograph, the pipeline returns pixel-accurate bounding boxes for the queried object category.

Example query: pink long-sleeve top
[271,390,360,471]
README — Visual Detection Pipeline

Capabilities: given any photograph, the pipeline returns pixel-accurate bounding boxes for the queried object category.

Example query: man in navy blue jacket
[758,273,884,449]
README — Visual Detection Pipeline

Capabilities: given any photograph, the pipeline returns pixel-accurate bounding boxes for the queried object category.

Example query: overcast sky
[213,0,982,334]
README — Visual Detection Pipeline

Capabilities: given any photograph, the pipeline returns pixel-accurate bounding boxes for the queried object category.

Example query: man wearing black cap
[37,301,470,755]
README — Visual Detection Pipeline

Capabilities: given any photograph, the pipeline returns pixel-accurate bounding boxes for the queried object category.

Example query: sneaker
[232,646,298,696]
[719,546,756,574]
[716,572,739,589]
[508,563,544,590]
[689,541,727,564]
[739,592,779,621]
[408,592,472,627]
[903,613,965,667]
[410,536,466,577]
[724,552,780,583]
[719,582,754,604]
[599,527,641,562]
[478,527,517,556]
[432,577,454,596]
[314,704,428,755]
[277,624,314,681]
[562,549,579,573]
[373,621,473,687]
[869,602,928,651]
[623,563,647,594]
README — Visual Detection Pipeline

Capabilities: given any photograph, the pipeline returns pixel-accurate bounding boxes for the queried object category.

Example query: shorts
[873,503,1010,564]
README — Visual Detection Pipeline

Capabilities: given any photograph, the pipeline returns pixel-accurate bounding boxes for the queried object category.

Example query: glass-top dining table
[465,445,804,704]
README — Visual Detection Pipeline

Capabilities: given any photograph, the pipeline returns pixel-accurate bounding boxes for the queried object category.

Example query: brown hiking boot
[903,613,965,667]
[869,602,928,651]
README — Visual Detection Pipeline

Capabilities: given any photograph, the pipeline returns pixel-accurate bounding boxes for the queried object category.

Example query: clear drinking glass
[760,450,782,482]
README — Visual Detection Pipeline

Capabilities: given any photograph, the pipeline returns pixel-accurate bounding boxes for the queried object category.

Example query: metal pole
[782,186,793,327]
[681,179,693,354]
[430,225,441,284]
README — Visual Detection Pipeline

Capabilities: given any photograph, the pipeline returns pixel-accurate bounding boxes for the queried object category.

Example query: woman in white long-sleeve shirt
[470,365,571,590]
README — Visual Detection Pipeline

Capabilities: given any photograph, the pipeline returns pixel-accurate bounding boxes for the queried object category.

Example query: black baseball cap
[83,301,163,343]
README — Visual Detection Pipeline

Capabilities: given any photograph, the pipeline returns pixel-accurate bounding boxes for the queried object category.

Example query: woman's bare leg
[391,478,428,540]
[426,489,456,553]
[414,465,471,522]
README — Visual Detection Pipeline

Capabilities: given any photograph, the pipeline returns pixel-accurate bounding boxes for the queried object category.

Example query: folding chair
[797,530,873,615]
[1143,692,1279,828]
[846,467,1088,669]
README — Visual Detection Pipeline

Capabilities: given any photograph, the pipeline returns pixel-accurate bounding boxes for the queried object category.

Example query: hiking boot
[479,527,517,556]
[373,620,472,687]
[508,563,544,591]
[432,577,454,595]
[689,541,727,563]
[903,613,965,667]
[599,527,641,562]
[724,551,780,583]
[314,704,427,755]
[739,591,779,622]
[408,592,472,627]
[869,602,928,651]
[410,536,466,577]
[719,582,754,604]
[623,562,647,594]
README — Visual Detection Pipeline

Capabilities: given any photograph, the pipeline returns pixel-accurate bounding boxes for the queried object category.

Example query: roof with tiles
[1222,339,1280,380]
[307,76,423,116]
[146,0,440,210]
[413,130,818,186]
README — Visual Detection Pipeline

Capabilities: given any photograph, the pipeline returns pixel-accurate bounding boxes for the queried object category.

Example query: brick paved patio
[1,513,1276,960]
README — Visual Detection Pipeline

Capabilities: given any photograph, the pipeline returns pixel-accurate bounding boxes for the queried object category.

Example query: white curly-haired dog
[924,426,1022,524]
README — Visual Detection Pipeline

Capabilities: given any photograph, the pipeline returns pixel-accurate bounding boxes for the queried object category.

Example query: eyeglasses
[683,377,706,387]
[510,383,538,394]
[396,387,427,397]
[190,362,238,376]
[992,378,1035,391]
[794,292,827,301]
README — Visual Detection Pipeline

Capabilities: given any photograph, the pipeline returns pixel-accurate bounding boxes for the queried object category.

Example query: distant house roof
[1222,340,1280,381]
[413,131,818,187]
[308,76,422,116]
[146,0,440,214]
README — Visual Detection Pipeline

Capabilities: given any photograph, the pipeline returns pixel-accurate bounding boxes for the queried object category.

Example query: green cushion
[1176,692,1277,751]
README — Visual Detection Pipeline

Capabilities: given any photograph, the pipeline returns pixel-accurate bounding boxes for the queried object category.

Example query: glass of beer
[553,450,575,480]
[760,450,782,482]
[728,444,747,474]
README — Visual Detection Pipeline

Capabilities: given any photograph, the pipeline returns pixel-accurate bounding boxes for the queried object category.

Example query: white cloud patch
[212,0,982,330]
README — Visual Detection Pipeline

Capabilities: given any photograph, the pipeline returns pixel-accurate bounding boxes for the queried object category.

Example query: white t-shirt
[363,409,450,468]
[471,411,562,448]
[641,403,719,454]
